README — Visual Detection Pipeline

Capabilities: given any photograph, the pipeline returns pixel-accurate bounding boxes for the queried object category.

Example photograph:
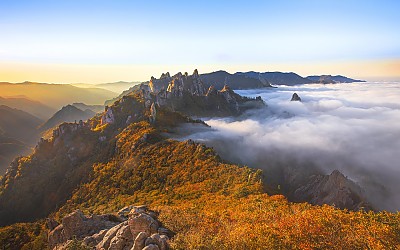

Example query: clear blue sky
[1,0,399,82]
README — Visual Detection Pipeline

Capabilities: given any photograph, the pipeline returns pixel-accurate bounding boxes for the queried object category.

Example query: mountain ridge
[237,71,365,86]
[0,82,118,109]
[38,105,96,132]
[0,70,397,250]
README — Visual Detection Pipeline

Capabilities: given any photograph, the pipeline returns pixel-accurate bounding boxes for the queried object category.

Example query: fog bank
[185,82,400,211]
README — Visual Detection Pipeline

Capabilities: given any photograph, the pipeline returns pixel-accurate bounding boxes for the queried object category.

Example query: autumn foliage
[0,94,399,249]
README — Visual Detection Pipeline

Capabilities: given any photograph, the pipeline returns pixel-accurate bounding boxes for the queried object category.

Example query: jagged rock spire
[193,69,199,77]
[160,72,170,79]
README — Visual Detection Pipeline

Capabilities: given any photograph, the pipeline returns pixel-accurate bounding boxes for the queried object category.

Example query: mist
[180,82,400,211]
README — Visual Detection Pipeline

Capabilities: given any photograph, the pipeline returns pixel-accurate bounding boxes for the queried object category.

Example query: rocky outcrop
[290,93,301,102]
[293,170,371,210]
[139,69,264,117]
[48,205,173,250]
[149,73,173,94]
[52,120,88,138]
[48,210,122,248]
[101,106,115,125]
[149,103,157,124]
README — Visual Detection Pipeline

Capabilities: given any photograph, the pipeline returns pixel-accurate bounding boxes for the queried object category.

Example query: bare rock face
[165,69,206,98]
[290,93,301,102]
[82,229,108,247]
[149,74,172,94]
[138,69,264,118]
[132,232,149,250]
[49,206,173,250]
[101,106,115,125]
[149,103,157,124]
[48,210,121,249]
[219,84,239,111]
[142,245,160,250]
[108,223,133,250]
[128,209,159,239]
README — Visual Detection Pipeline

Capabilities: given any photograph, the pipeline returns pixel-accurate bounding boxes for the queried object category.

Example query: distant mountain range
[237,71,365,86]
[71,103,104,113]
[0,103,104,174]
[0,96,56,120]
[0,81,118,111]
[236,71,311,86]
[0,105,42,143]
[200,70,271,89]
[72,81,140,93]
[0,105,43,173]
[306,75,365,84]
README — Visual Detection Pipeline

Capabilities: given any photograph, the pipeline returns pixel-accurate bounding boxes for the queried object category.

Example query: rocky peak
[136,69,264,117]
[293,170,371,210]
[192,69,199,77]
[290,93,301,101]
[160,72,170,79]
[173,72,182,78]
[149,74,171,94]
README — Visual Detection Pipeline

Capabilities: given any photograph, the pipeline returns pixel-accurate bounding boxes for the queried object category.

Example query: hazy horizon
[1,69,399,85]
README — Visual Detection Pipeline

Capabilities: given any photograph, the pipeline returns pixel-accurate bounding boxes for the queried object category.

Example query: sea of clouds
[183,82,400,211]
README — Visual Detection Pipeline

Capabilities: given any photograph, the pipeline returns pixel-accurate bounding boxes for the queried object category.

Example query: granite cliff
[138,69,265,117]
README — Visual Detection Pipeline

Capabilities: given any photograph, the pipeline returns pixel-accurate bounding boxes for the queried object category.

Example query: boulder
[149,234,169,250]
[142,244,160,250]
[132,232,149,250]
[48,210,120,249]
[96,222,126,249]
[128,213,159,239]
[82,229,108,247]
[108,223,134,250]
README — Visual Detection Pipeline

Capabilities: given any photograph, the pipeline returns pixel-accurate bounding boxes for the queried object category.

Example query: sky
[0,0,399,83]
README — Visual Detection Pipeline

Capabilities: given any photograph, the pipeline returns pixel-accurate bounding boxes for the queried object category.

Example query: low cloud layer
[183,82,400,211]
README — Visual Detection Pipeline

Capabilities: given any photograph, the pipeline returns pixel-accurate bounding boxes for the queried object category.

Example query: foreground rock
[48,205,173,250]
